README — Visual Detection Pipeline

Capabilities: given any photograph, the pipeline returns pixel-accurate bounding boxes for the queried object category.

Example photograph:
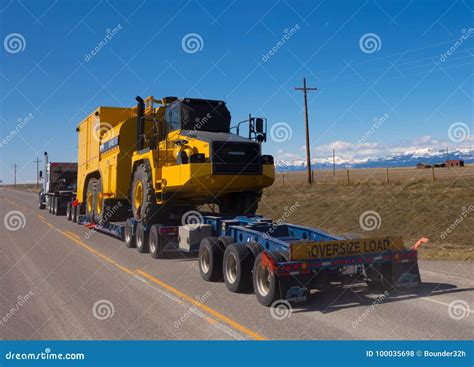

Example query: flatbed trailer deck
[71,212,421,307]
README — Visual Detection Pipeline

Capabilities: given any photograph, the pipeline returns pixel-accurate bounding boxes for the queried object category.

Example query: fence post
[386,167,389,184]
[311,170,314,183]
[346,169,350,185]
[282,174,285,185]
[432,166,436,181]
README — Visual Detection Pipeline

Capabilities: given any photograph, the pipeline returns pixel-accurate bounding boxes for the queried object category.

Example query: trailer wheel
[217,236,234,248]
[253,252,286,306]
[149,225,164,259]
[199,237,223,282]
[223,244,254,293]
[124,221,136,248]
[246,241,263,258]
[135,223,149,253]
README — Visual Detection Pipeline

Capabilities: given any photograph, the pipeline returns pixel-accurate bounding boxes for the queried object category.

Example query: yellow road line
[136,269,267,340]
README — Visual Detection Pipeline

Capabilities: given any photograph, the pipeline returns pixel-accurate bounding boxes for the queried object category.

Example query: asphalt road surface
[1,188,473,340]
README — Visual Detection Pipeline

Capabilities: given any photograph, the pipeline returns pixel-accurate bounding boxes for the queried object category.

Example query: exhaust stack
[135,96,145,151]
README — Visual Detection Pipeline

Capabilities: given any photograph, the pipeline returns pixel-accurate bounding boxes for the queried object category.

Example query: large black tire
[47,196,52,213]
[217,236,234,248]
[85,179,97,222]
[223,244,254,293]
[198,237,224,282]
[132,163,159,223]
[253,252,287,307]
[124,221,136,248]
[135,223,149,253]
[219,191,261,216]
[149,225,164,259]
[246,241,263,258]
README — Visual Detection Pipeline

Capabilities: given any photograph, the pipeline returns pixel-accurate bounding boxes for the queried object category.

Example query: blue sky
[0,0,473,183]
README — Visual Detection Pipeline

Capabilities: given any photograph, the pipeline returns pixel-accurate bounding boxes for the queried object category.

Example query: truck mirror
[255,118,264,133]
[39,170,43,179]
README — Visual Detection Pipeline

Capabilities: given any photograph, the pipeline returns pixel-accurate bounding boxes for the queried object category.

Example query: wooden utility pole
[34,157,41,188]
[13,164,18,187]
[295,78,317,184]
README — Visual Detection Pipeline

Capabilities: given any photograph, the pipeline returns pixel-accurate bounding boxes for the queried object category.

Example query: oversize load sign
[291,236,405,261]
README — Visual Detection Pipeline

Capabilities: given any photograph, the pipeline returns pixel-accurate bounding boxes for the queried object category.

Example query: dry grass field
[259,166,474,261]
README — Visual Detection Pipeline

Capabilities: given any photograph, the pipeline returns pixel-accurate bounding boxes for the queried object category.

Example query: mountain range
[275,147,474,171]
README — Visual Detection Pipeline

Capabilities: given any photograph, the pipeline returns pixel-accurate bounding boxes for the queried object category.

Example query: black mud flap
[390,260,421,290]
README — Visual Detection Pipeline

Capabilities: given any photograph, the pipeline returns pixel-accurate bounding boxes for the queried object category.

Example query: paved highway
[1,188,473,340]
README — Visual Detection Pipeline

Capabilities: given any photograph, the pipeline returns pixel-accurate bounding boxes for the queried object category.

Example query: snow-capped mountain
[276,148,474,171]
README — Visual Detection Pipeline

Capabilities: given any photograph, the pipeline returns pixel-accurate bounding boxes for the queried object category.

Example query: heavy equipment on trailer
[38,152,77,216]
[71,96,275,227]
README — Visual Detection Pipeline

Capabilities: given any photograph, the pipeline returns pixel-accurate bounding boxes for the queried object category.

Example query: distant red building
[445,159,464,167]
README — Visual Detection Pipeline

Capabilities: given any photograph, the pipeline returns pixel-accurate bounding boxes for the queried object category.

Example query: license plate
[290,236,405,261]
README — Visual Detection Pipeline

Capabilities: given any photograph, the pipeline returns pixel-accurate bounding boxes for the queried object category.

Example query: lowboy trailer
[71,212,421,307]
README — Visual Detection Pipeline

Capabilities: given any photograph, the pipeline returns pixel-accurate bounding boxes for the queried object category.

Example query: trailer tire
[47,196,52,213]
[135,223,149,253]
[199,237,224,282]
[149,225,164,259]
[217,236,234,248]
[246,241,263,258]
[132,163,159,224]
[253,252,287,307]
[124,221,136,248]
[94,179,103,224]
[223,244,254,293]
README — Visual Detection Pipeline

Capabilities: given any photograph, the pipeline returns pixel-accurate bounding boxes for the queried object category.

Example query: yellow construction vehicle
[75,96,275,224]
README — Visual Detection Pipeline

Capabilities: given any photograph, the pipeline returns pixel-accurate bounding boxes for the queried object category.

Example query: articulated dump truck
[73,96,275,224]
